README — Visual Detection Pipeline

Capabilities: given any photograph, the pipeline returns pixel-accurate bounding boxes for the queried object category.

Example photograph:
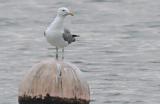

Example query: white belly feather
[46,31,68,48]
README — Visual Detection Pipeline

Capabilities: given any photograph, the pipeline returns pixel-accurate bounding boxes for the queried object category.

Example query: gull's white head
[57,7,74,17]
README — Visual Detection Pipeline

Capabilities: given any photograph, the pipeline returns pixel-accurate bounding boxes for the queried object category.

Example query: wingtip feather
[72,35,80,37]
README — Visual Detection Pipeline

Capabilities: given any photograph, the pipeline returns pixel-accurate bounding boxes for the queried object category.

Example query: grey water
[0,0,160,104]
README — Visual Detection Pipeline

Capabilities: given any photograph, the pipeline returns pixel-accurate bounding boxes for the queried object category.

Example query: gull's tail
[72,34,79,42]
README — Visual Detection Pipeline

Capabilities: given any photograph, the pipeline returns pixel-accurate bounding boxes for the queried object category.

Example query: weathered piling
[18,59,90,104]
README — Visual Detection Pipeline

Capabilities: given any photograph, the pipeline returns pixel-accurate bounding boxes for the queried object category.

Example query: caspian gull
[44,7,79,60]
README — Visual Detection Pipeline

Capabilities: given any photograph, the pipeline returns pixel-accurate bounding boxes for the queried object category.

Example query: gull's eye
[62,9,65,12]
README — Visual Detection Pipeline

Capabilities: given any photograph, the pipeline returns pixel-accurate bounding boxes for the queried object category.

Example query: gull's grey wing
[63,28,79,44]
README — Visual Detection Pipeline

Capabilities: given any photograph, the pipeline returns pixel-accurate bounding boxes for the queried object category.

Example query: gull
[44,7,79,60]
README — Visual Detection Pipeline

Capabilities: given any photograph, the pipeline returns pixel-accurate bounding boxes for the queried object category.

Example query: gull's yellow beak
[68,12,74,16]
